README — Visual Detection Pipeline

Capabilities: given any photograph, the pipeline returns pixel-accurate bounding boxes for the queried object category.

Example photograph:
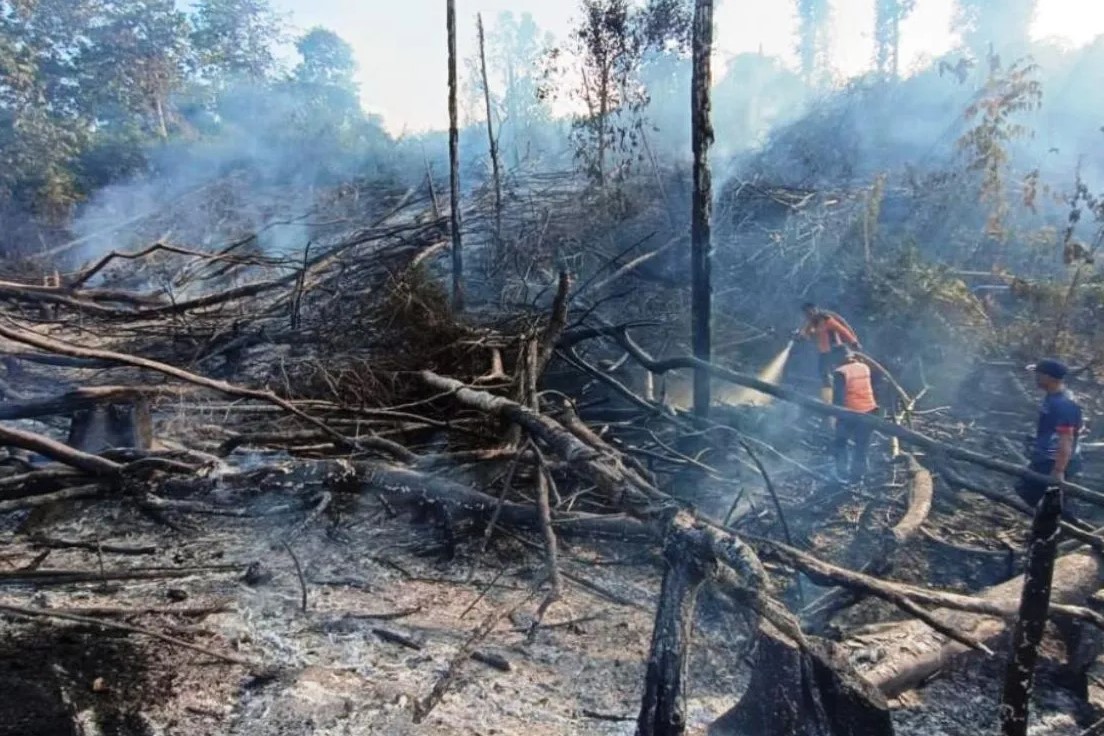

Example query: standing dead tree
[447,0,464,311]
[690,0,714,417]
[1000,487,1063,736]
[477,13,504,254]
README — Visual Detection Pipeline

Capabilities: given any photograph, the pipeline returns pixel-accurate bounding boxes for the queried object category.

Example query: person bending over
[797,303,861,403]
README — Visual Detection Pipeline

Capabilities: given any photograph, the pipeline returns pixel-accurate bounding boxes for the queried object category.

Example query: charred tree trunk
[637,528,714,736]
[709,625,894,736]
[477,13,503,256]
[690,0,715,418]
[1000,487,1062,736]
[447,0,464,311]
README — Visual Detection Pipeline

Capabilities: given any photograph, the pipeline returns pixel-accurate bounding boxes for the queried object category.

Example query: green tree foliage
[544,0,691,187]
[0,0,98,221]
[0,0,390,252]
[957,53,1042,240]
[79,0,193,139]
[276,28,390,181]
[190,0,284,84]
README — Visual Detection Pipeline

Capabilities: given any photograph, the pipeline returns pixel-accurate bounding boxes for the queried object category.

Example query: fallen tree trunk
[0,424,121,477]
[858,549,1104,697]
[892,455,933,544]
[421,371,663,509]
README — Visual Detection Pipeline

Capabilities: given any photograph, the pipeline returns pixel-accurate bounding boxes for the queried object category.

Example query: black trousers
[817,352,834,387]
[833,411,876,482]
[1016,458,1081,507]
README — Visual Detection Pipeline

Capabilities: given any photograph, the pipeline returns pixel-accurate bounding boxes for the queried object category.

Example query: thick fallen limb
[805,456,933,628]
[0,564,241,587]
[354,462,655,543]
[756,536,1104,631]
[420,371,663,509]
[50,603,231,617]
[0,484,105,513]
[0,424,121,476]
[613,328,1104,507]
[5,351,117,369]
[854,548,1104,697]
[893,455,933,543]
[938,464,1104,553]
[28,536,157,555]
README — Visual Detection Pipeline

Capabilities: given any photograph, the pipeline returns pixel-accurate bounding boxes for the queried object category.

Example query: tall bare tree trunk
[447,0,464,311]
[478,13,504,257]
[1000,487,1062,736]
[875,0,903,80]
[690,0,715,417]
[597,70,609,188]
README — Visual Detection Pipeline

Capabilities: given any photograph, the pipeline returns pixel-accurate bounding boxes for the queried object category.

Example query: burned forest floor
[0,391,1100,736]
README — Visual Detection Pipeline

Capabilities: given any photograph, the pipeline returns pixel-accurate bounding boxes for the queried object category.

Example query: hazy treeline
[1,0,1101,270]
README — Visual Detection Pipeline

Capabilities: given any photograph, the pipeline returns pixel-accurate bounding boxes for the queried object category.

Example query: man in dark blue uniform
[1017,358,1083,507]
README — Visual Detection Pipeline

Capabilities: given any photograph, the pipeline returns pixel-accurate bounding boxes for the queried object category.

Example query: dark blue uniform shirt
[1032,390,1082,463]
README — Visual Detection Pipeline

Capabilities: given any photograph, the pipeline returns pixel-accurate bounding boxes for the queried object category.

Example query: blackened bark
[637,529,714,736]
[709,625,894,736]
[447,0,464,311]
[690,0,714,417]
[1000,486,1063,736]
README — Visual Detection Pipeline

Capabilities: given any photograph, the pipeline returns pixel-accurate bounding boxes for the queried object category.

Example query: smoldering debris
[0,129,1100,736]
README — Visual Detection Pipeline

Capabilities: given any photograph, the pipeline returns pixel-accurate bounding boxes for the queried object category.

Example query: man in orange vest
[831,346,880,485]
[797,303,861,403]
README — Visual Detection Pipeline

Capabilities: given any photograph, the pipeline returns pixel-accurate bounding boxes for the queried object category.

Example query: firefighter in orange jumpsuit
[796,302,861,403]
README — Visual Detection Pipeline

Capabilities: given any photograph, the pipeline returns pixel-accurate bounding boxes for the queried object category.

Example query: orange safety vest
[834,362,877,413]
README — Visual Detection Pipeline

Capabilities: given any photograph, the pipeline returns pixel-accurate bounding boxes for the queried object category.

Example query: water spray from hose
[728,339,794,406]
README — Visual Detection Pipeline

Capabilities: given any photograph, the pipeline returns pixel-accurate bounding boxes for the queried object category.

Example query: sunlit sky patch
[274,0,1104,134]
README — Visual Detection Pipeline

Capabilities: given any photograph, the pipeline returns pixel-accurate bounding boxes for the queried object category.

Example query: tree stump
[67,397,151,454]
[709,624,894,736]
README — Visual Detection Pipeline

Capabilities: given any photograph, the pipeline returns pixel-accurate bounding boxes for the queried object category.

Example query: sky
[272,0,1104,134]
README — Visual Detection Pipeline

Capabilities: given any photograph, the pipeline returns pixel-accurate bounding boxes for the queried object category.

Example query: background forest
[1,0,1103,373]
